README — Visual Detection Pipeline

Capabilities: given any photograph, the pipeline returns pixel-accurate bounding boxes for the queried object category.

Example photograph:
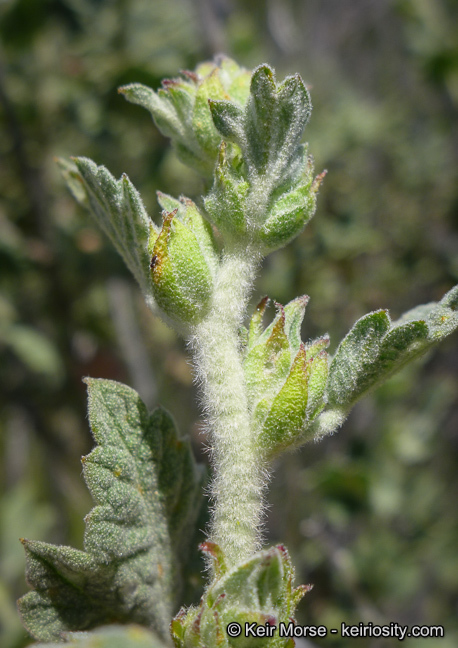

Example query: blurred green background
[0,0,457,646]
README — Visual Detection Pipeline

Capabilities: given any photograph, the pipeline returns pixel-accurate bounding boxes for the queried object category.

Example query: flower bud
[119,56,251,178]
[258,163,324,253]
[204,142,250,243]
[150,201,215,326]
[244,296,329,458]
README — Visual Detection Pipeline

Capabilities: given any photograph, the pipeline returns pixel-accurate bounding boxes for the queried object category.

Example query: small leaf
[306,350,329,419]
[248,296,270,347]
[18,379,204,642]
[120,58,251,179]
[245,65,277,172]
[283,295,309,352]
[192,71,227,157]
[61,158,156,299]
[157,191,185,217]
[305,335,330,361]
[157,193,219,275]
[324,285,458,426]
[161,81,196,134]
[327,310,391,407]
[209,99,244,144]
[119,83,184,140]
[244,66,311,181]
[244,306,292,406]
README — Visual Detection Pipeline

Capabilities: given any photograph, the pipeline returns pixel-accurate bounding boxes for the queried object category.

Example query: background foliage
[1,1,457,646]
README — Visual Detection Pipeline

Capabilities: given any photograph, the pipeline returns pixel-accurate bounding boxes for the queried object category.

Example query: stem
[191,248,264,568]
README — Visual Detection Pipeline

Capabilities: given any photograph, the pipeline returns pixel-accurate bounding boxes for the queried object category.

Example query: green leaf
[32,624,169,648]
[156,193,219,276]
[208,100,245,144]
[120,59,251,179]
[244,297,330,457]
[244,65,277,172]
[18,379,204,642]
[206,67,318,252]
[244,66,311,181]
[119,82,185,141]
[327,310,391,407]
[59,157,157,300]
[192,71,226,157]
[244,305,292,407]
[326,285,458,412]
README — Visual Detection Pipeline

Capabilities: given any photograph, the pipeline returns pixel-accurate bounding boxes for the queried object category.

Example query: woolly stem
[191,248,264,568]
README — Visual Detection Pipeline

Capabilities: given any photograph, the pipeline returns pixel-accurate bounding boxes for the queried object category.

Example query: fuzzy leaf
[326,284,458,412]
[60,157,156,298]
[260,181,316,252]
[32,624,168,648]
[18,379,204,642]
[156,193,219,276]
[244,306,292,406]
[283,295,309,352]
[208,100,245,144]
[245,66,311,181]
[327,310,391,407]
[206,66,318,252]
[119,82,185,141]
[192,71,227,157]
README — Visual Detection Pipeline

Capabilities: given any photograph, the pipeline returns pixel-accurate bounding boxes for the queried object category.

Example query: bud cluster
[121,57,324,255]
[171,543,309,648]
[205,64,324,252]
[119,57,251,178]
[244,296,329,458]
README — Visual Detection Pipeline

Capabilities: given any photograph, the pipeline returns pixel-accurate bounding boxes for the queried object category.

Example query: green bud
[244,297,329,458]
[244,299,297,407]
[172,544,310,648]
[259,163,324,253]
[204,142,250,243]
[119,56,251,178]
[257,345,310,456]
[156,191,219,275]
[150,203,215,326]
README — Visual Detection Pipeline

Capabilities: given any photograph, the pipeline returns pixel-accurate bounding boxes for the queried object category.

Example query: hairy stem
[191,249,264,568]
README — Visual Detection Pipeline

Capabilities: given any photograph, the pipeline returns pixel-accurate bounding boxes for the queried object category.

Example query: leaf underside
[18,378,204,643]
